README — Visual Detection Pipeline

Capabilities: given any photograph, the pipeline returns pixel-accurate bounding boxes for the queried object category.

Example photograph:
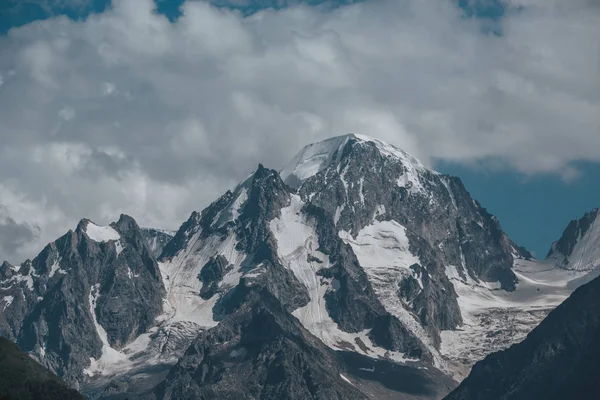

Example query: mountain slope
[546,208,600,271]
[138,133,544,394]
[0,336,84,400]
[444,272,600,400]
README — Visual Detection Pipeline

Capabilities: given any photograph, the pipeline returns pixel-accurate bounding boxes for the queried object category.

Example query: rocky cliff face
[546,208,600,271]
[141,229,175,258]
[0,215,165,388]
[444,273,600,400]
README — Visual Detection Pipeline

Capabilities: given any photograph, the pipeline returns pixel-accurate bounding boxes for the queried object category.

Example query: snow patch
[39,344,46,358]
[229,347,247,359]
[340,374,354,386]
[230,188,248,221]
[213,187,249,227]
[359,365,375,372]
[1,296,14,310]
[440,258,591,380]
[85,222,120,242]
[340,220,442,365]
[358,177,365,204]
[440,177,457,210]
[115,240,124,256]
[158,229,245,326]
[85,284,128,377]
[280,135,350,188]
[333,203,345,226]
[49,257,67,278]
[3,271,35,291]
[271,197,414,364]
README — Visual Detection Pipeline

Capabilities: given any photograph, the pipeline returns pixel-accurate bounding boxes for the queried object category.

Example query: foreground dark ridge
[445,273,600,400]
[0,336,85,400]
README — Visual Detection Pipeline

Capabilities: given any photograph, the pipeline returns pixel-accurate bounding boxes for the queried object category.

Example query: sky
[0,0,598,262]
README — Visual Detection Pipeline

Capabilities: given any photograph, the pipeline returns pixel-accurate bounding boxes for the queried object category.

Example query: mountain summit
[280,134,429,189]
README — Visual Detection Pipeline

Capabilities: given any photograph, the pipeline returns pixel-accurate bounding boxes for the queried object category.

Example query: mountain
[0,215,165,388]
[0,134,589,399]
[444,272,600,400]
[277,134,544,373]
[546,208,600,271]
[0,336,84,400]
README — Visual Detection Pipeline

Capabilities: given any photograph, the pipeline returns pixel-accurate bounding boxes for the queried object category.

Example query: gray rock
[141,228,175,258]
[198,255,233,300]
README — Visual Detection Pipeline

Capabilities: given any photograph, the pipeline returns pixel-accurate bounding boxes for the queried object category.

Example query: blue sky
[439,161,600,257]
[1,0,507,33]
[0,0,598,261]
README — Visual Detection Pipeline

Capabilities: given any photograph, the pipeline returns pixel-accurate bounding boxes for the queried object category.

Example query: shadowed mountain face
[0,336,85,400]
[444,274,600,400]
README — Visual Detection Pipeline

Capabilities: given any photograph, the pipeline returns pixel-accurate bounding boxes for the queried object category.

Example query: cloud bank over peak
[0,0,598,262]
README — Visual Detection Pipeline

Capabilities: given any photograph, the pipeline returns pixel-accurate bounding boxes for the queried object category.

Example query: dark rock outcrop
[198,255,232,300]
[141,228,174,258]
[0,336,84,400]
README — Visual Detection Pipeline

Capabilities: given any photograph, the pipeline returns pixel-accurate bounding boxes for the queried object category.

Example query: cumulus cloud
[0,0,598,262]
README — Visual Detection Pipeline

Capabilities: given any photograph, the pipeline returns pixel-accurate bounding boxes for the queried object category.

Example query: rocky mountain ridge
[0,215,165,387]
[0,134,595,399]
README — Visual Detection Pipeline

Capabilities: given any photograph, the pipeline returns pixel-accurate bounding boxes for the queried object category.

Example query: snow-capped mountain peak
[280,133,430,190]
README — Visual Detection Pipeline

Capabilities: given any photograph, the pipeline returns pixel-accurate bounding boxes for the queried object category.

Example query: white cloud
[58,106,76,121]
[0,0,598,262]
